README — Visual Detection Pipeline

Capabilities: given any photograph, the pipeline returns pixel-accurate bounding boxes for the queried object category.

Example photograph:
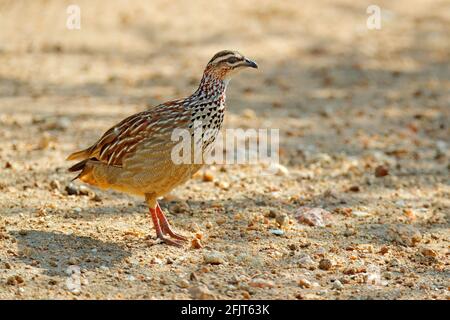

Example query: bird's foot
[160,224,188,242]
[156,203,188,242]
[149,205,188,247]
[155,234,184,247]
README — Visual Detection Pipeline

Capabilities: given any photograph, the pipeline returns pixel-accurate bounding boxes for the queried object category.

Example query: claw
[156,203,188,242]
[149,205,187,247]
[157,235,184,247]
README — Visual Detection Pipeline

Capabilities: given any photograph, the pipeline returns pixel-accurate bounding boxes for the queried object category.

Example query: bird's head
[203,50,258,81]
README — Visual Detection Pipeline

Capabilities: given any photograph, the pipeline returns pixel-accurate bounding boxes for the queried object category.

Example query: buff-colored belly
[80,130,210,198]
[84,159,202,198]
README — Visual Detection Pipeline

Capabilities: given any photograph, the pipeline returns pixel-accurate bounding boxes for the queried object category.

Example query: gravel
[0,0,447,301]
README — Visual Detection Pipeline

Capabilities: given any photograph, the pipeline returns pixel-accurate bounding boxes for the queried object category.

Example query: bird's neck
[193,73,228,102]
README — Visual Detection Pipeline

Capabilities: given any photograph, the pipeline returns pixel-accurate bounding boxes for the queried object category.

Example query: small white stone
[332,280,344,290]
[249,278,275,288]
[269,229,284,236]
[203,251,225,265]
[298,278,312,288]
[177,279,190,288]
[274,163,289,176]
[298,254,315,268]
[352,210,370,217]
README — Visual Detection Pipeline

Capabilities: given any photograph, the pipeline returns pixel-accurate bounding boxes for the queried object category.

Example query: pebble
[150,257,164,265]
[65,278,80,294]
[215,217,226,225]
[191,238,203,249]
[295,207,332,227]
[49,180,60,190]
[269,229,284,236]
[36,207,47,217]
[317,289,328,296]
[298,254,315,268]
[318,258,333,270]
[6,275,24,286]
[388,224,422,247]
[190,272,199,281]
[78,185,90,196]
[214,181,229,190]
[90,194,102,202]
[202,171,214,182]
[298,278,312,288]
[203,251,225,265]
[273,163,289,176]
[205,221,213,229]
[189,285,216,300]
[375,165,389,177]
[177,279,190,288]
[275,213,288,226]
[268,209,277,218]
[249,278,275,288]
[49,261,57,267]
[379,246,389,254]
[352,210,370,217]
[365,265,382,285]
[65,183,79,195]
[389,258,401,267]
[170,201,190,214]
[332,280,344,290]
[435,140,447,157]
[420,247,437,258]
[65,183,91,196]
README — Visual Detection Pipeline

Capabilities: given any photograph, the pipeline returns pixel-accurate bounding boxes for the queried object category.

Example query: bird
[67,50,258,246]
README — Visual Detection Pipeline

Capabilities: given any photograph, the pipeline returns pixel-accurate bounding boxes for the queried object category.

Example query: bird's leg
[156,202,188,241]
[149,207,183,247]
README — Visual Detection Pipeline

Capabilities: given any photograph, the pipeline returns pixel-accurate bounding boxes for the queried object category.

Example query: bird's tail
[66,148,91,161]
[68,159,89,172]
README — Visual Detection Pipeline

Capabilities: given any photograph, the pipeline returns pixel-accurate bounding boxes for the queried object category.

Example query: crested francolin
[67,50,258,246]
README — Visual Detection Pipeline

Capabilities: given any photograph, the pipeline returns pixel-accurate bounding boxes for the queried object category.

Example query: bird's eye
[227,57,239,64]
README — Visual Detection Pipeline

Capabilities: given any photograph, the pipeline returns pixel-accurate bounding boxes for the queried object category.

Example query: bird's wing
[69,101,190,168]
[88,111,153,167]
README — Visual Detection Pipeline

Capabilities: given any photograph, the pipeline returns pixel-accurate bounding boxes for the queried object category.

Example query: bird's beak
[244,58,258,69]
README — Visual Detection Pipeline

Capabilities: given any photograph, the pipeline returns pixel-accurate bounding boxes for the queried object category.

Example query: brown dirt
[0,0,449,299]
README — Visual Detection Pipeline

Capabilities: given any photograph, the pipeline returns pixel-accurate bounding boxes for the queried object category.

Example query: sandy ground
[0,0,449,300]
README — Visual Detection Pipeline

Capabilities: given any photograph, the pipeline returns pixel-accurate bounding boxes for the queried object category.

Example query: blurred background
[0,0,448,159]
[0,0,448,299]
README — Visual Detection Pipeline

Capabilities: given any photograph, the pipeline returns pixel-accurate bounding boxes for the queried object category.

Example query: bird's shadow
[10,230,131,276]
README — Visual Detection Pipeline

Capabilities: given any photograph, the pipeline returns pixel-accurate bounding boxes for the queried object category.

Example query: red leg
[156,202,188,241]
[149,207,183,247]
